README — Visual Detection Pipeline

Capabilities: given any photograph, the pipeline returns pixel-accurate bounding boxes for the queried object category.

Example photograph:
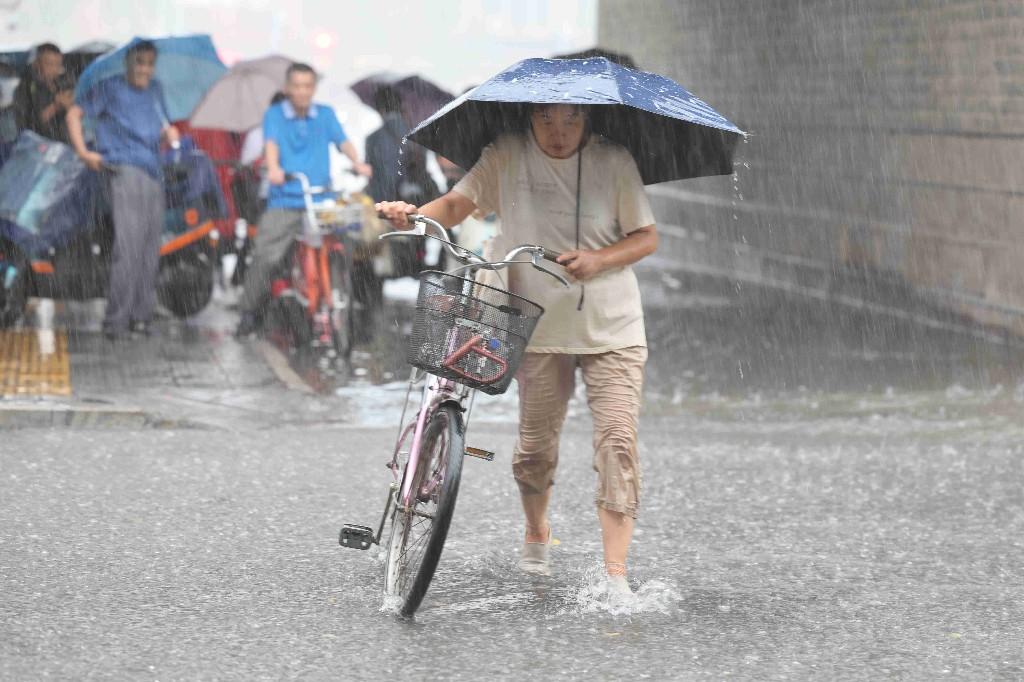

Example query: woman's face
[530,105,586,159]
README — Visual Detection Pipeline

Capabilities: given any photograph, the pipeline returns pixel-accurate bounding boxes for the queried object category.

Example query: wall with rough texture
[598,0,1024,333]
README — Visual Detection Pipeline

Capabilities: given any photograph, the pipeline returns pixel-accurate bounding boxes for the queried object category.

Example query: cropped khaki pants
[511,346,647,518]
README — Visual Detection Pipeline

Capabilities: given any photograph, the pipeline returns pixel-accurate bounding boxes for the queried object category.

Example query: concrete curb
[253,340,316,394]
[0,400,150,430]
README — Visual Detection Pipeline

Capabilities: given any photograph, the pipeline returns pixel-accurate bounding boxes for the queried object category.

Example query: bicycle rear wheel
[384,403,465,616]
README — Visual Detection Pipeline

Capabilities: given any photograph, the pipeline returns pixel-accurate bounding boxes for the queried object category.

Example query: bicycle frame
[377,214,568,529]
[337,212,570,613]
[396,373,471,509]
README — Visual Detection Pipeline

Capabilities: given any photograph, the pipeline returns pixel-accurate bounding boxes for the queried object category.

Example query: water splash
[569,567,682,616]
[379,593,404,615]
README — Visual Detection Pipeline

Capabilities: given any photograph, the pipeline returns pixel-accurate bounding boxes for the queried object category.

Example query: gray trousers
[104,165,165,331]
[239,209,303,313]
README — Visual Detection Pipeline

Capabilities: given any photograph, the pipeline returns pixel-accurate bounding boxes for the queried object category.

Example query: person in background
[12,43,73,144]
[364,86,441,278]
[0,61,20,143]
[239,91,286,167]
[234,63,372,337]
[65,40,180,340]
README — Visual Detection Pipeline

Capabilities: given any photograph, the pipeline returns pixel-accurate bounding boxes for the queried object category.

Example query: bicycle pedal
[464,446,495,461]
[339,524,375,550]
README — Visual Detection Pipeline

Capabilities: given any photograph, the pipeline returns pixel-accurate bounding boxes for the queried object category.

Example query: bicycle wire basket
[408,270,544,395]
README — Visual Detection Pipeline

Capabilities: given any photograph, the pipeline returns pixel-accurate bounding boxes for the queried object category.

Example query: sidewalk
[0,292,347,430]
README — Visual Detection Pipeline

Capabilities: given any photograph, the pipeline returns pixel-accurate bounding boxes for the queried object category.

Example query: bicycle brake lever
[530,251,570,288]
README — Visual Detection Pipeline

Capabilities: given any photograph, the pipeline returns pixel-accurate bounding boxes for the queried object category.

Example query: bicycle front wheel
[384,403,465,616]
[328,245,354,363]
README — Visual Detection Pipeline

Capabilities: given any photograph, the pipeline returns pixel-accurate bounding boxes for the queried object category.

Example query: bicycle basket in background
[408,270,543,395]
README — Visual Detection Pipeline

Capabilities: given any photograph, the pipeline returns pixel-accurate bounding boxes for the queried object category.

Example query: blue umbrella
[75,35,226,122]
[408,57,745,185]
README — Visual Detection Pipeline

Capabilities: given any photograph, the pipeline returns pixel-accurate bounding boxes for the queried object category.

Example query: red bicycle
[266,172,363,371]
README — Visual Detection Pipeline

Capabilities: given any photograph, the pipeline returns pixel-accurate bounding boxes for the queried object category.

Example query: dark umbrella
[63,41,116,82]
[553,47,638,70]
[407,57,745,185]
[350,72,455,128]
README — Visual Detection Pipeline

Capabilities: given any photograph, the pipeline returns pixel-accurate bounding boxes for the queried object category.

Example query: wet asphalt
[3,258,1024,679]
[2,404,1023,679]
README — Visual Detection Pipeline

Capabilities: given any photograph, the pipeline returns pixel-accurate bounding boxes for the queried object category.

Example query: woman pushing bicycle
[377,101,658,593]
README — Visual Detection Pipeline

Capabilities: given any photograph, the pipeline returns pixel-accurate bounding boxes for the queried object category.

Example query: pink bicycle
[339,215,567,617]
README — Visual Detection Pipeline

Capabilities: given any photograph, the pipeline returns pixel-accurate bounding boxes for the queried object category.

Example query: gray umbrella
[189,54,293,132]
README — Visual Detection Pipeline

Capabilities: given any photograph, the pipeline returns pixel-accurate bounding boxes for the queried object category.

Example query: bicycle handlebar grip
[376,211,424,223]
[542,247,562,262]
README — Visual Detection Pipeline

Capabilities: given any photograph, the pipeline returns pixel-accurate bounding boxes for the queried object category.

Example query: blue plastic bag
[0,130,92,257]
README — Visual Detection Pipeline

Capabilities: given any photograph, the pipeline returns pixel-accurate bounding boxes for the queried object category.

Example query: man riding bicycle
[235,62,372,338]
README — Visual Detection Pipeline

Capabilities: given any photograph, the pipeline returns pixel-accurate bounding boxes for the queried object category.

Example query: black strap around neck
[575,148,585,311]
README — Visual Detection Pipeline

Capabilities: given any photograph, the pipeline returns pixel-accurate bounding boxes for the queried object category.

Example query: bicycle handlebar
[284,172,325,196]
[379,214,569,287]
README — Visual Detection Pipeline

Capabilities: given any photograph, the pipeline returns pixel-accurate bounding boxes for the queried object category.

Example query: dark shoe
[129,320,151,337]
[234,311,260,339]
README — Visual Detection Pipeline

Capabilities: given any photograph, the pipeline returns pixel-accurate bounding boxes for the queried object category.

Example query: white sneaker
[606,574,633,596]
[519,528,552,576]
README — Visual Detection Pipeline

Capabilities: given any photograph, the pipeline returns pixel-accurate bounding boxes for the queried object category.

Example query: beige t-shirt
[453,132,656,353]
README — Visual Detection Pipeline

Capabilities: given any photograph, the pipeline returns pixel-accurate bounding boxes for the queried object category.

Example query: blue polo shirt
[264,101,348,209]
[77,75,169,179]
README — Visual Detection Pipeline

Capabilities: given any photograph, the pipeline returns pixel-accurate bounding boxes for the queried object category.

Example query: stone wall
[598,0,1024,333]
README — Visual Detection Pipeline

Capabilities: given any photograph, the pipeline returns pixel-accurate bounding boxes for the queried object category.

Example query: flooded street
[2,398,1022,679]
[3,1,1022,678]
[3,269,1023,679]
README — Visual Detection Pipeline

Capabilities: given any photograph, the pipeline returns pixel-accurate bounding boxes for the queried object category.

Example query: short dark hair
[125,40,157,64]
[286,62,317,82]
[35,43,62,58]
[530,102,587,116]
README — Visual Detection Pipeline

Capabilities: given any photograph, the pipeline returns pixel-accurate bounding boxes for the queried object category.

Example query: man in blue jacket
[66,40,180,340]
[235,62,372,338]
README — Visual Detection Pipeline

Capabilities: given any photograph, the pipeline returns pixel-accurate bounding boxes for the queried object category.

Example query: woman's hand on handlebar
[557,249,606,281]
[375,201,419,229]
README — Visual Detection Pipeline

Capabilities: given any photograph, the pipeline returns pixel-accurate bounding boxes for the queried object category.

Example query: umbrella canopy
[350,72,454,129]
[0,50,29,73]
[75,35,226,122]
[69,41,118,55]
[63,41,116,82]
[553,47,638,70]
[408,57,745,185]
[189,54,293,132]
